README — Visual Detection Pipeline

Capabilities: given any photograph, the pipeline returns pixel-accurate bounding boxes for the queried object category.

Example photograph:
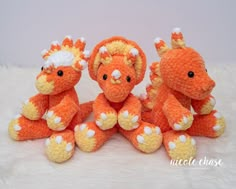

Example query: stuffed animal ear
[126,48,139,66]
[98,46,113,65]
[154,37,169,58]
[124,46,146,84]
[171,27,186,49]
[88,36,146,84]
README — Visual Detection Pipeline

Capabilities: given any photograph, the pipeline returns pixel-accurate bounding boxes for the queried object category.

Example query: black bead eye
[57,70,63,76]
[103,74,107,80]
[205,69,208,72]
[126,76,131,82]
[41,66,44,71]
[188,71,194,78]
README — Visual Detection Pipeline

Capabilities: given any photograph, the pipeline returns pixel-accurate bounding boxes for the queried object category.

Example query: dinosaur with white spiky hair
[8,36,93,163]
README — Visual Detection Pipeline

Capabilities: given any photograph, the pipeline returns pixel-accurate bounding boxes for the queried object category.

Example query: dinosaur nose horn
[111,69,121,79]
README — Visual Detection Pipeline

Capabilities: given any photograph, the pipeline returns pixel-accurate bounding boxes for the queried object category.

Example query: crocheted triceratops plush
[8,36,93,163]
[74,36,162,153]
[141,28,226,160]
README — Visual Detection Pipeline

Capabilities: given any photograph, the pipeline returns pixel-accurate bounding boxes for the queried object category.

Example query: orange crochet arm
[94,93,117,130]
[46,95,79,131]
[191,95,215,115]
[22,94,48,120]
[118,94,141,131]
[163,94,193,131]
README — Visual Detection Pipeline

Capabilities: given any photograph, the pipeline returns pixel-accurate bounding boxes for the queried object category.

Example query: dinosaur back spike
[50,41,61,51]
[41,49,50,59]
[80,50,90,61]
[154,38,169,57]
[140,62,163,110]
[75,37,86,51]
[62,35,73,48]
[41,35,88,71]
[171,27,186,49]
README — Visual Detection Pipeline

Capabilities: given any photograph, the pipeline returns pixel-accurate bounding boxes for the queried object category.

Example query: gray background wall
[0,0,235,67]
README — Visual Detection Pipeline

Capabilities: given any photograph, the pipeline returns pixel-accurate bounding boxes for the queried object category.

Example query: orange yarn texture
[8,36,93,163]
[74,36,163,154]
[141,28,226,160]
[8,31,226,162]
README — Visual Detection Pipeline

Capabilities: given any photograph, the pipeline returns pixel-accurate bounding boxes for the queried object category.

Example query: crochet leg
[74,122,117,152]
[93,94,118,130]
[141,111,153,124]
[21,93,48,120]
[67,101,93,131]
[118,94,142,130]
[163,130,197,160]
[46,95,79,131]
[163,94,193,131]
[119,121,162,153]
[8,115,52,141]
[187,110,226,137]
[45,129,75,163]
[77,101,93,123]
[191,95,215,115]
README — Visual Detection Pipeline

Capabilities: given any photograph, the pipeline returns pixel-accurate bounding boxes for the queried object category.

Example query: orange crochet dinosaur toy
[141,28,226,160]
[74,36,163,153]
[8,36,92,163]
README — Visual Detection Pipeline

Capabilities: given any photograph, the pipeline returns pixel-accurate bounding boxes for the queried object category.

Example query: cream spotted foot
[164,131,196,160]
[199,96,215,114]
[8,114,23,140]
[74,122,117,152]
[135,126,163,153]
[173,114,194,131]
[45,130,75,163]
[74,123,96,152]
[46,96,79,131]
[212,112,226,137]
[22,99,41,120]
[187,110,226,137]
[118,110,140,130]
[95,112,117,130]
[21,94,48,120]
[192,95,216,115]
[119,122,163,153]
[46,110,66,131]
[8,115,52,140]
